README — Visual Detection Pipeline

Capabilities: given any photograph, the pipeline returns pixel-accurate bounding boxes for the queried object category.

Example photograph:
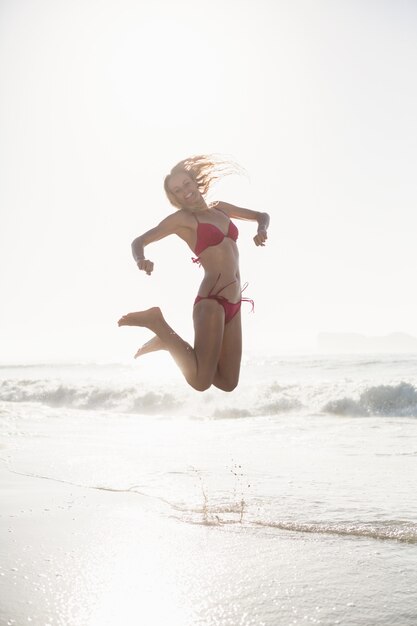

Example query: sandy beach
[2,462,416,626]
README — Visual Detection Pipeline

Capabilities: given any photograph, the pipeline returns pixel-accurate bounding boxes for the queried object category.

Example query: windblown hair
[164,154,243,209]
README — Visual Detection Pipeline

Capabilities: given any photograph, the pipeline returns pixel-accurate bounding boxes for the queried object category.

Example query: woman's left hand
[253,229,268,247]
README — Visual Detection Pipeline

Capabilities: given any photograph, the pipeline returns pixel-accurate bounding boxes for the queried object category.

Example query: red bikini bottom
[193,276,254,324]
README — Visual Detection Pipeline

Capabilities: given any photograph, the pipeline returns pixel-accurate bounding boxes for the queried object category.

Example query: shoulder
[215,201,263,221]
[156,209,197,238]
[157,210,189,231]
[213,201,234,216]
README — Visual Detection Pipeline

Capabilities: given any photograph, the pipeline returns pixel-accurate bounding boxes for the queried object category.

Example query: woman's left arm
[217,201,270,247]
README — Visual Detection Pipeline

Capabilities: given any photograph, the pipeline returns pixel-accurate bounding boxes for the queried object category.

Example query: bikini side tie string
[240,282,255,313]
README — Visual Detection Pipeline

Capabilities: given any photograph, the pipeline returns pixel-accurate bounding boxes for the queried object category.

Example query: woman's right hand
[137,259,154,276]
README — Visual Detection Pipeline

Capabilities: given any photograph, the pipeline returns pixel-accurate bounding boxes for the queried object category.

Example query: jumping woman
[118,155,270,392]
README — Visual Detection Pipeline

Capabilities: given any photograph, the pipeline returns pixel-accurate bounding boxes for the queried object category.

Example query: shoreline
[2,464,417,626]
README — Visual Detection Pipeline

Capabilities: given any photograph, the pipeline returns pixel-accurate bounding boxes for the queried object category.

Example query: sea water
[1,354,417,625]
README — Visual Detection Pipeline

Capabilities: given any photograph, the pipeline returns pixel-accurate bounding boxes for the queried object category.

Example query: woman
[118,155,269,392]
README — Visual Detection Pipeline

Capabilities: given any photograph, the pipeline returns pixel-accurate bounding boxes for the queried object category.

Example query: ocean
[1,354,416,625]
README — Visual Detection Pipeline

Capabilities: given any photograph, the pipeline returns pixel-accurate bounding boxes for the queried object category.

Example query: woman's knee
[214,377,239,392]
[188,376,213,392]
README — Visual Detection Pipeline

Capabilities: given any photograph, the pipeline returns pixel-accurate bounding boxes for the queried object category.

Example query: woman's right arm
[131,212,182,276]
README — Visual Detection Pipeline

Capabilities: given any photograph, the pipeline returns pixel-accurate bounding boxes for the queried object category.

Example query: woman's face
[168,172,200,208]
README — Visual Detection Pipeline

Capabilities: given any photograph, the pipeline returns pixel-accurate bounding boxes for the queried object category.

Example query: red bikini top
[192,208,239,259]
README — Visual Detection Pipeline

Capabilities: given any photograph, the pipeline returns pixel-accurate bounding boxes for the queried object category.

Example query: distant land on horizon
[317,332,417,354]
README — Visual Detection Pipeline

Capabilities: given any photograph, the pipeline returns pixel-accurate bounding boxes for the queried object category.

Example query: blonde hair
[164,154,243,209]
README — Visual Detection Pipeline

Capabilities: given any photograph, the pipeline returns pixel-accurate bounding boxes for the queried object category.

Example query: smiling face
[165,171,203,210]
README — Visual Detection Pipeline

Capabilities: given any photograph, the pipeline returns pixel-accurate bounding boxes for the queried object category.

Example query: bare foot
[118,307,163,328]
[134,335,167,359]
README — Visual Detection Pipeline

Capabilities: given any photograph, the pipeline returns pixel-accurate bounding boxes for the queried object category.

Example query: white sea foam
[180,508,417,543]
[2,376,417,418]
[0,379,181,414]
[251,519,417,543]
[323,382,417,417]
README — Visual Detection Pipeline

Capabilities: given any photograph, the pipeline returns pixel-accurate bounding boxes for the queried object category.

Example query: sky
[1,0,417,362]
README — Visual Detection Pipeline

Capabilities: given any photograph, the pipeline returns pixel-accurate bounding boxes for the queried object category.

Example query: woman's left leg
[212,310,242,392]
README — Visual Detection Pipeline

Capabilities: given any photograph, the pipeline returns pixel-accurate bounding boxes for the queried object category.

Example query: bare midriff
[195,239,241,302]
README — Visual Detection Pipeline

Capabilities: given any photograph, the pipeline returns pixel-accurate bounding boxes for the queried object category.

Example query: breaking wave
[323,382,417,417]
[0,379,181,414]
[1,376,417,418]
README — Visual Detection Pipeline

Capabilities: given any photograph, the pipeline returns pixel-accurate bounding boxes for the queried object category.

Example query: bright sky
[1,0,417,362]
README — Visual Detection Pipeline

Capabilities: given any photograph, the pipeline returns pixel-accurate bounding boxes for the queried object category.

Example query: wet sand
[2,462,416,626]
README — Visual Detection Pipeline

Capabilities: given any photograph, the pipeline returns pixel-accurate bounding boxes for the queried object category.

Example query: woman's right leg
[118,304,225,391]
